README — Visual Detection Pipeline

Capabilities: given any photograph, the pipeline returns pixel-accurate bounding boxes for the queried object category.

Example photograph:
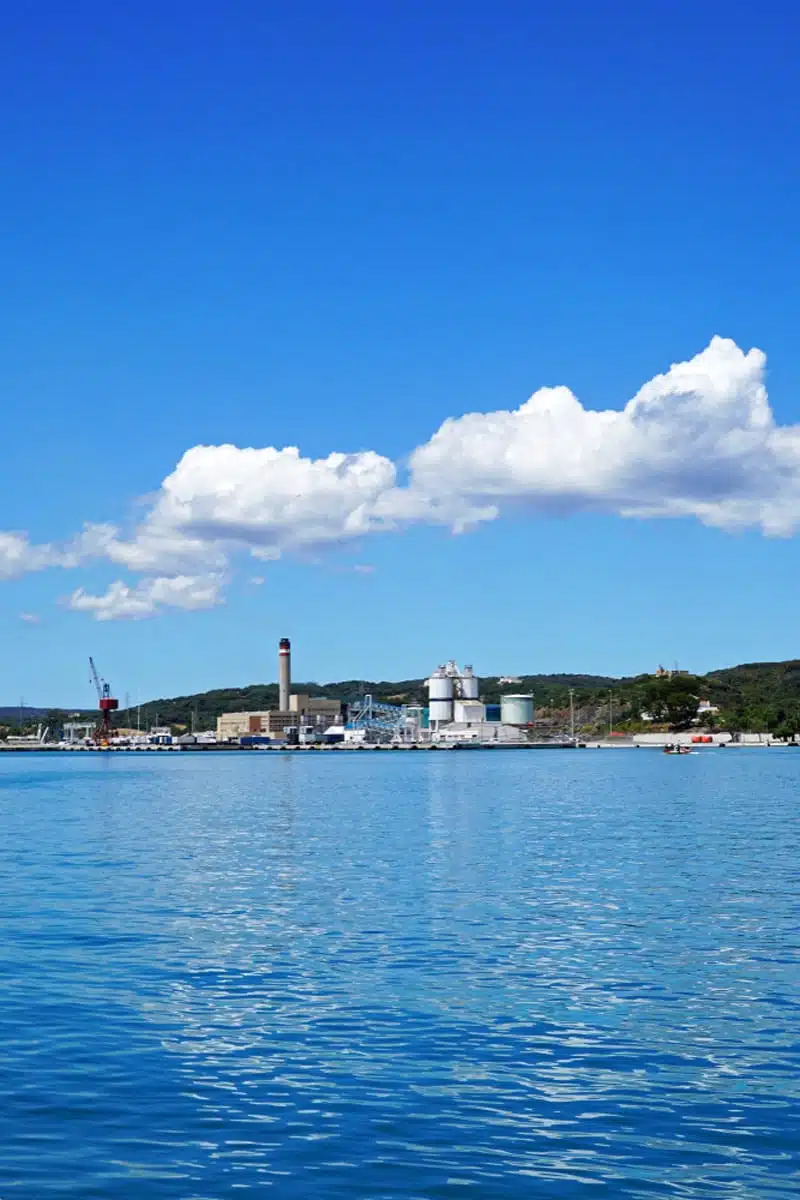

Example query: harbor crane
[89,656,118,742]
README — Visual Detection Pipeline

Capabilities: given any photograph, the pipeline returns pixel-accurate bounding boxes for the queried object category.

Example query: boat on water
[663,744,692,755]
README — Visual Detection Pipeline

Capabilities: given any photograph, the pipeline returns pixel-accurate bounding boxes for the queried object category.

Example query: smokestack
[278,637,291,712]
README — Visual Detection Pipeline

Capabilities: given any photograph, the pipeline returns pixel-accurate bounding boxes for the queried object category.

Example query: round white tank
[428,667,453,724]
[460,665,479,700]
[500,693,534,726]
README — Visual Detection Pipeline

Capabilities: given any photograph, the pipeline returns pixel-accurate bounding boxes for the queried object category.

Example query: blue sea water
[0,749,798,1198]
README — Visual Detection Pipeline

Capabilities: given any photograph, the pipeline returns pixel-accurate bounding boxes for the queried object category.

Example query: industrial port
[7,638,773,753]
[1,639,580,752]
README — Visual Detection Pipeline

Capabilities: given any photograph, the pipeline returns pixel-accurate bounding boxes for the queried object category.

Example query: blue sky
[2,0,800,706]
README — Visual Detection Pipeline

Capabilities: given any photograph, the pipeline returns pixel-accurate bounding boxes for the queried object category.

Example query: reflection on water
[0,750,798,1197]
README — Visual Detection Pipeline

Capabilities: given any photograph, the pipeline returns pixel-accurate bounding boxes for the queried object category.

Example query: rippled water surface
[1,749,799,1197]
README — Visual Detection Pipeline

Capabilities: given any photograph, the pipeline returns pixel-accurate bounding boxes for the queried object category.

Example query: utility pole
[569,688,576,743]
[608,690,613,739]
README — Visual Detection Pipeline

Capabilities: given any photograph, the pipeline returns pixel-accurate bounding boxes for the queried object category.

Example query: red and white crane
[89,656,118,743]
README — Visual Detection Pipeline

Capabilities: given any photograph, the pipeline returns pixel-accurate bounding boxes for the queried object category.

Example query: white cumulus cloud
[67,574,225,621]
[5,336,800,619]
[91,445,406,577]
[150,444,398,550]
[62,521,224,575]
[0,532,60,579]
[408,337,800,535]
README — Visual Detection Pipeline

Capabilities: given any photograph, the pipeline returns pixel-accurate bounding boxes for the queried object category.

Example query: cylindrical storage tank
[500,693,534,726]
[459,666,480,700]
[428,668,454,724]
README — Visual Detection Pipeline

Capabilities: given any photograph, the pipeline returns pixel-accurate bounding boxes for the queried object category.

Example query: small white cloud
[0,532,60,580]
[67,574,225,621]
[248,575,265,586]
[19,612,41,624]
[353,564,376,575]
[63,521,223,575]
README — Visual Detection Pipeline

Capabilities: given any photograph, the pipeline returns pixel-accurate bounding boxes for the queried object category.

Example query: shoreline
[2,740,797,754]
[1,741,584,754]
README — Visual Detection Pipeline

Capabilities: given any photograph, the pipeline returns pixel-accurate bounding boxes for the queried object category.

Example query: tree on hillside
[767,702,800,740]
[640,676,700,730]
[742,704,770,733]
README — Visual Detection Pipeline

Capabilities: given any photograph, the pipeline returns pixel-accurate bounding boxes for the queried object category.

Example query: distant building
[425,661,480,726]
[217,711,268,739]
[453,700,486,724]
[289,694,343,721]
[655,665,690,679]
[216,695,343,742]
[217,711,292,739]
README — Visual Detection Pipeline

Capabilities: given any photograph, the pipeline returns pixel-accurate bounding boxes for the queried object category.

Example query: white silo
[428,667,454,725]
[501,694,534,726]
[460,665,479,700]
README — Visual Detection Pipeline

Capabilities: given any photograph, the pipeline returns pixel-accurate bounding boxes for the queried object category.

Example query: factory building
[216,711,334,740]
[217,711,271,739]
[423,661,535,742]
[216,645,536,748]
[216,638,344,742]
[289,694,342,721]
[453,699,486,724]
[426,662,481,726]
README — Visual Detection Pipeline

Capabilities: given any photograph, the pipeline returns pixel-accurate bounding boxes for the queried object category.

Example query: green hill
[114,672,622,731]
[702,660,800,732]
[111,660,800,737]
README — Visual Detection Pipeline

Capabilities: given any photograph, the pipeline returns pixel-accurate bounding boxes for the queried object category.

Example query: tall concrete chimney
[278,637,291,712]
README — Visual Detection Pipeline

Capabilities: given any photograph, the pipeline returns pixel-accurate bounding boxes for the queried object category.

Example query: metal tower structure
[348,695,413,743]
[89,657,118,743]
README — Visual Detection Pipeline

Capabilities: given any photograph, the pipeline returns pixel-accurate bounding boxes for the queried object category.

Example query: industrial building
[423,661,536,743]
[216,638,344,743]
[214,645,538,748]
[289,694,342,721]
[427,661,483,726]
[217,705,341,741]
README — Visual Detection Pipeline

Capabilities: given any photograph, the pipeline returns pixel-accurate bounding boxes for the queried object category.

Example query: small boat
[663,744,692,755]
